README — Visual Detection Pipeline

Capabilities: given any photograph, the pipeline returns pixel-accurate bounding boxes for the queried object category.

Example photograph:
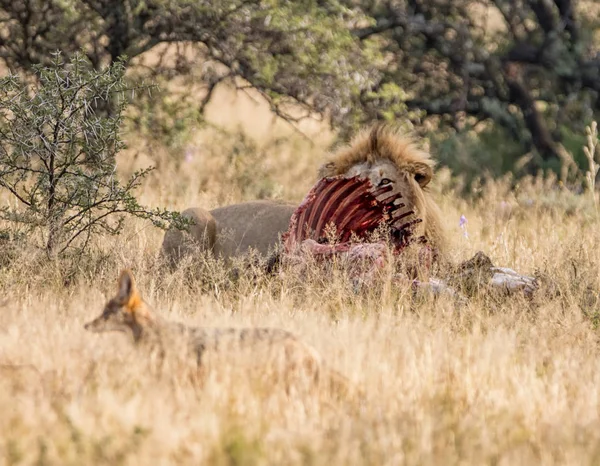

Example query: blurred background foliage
[1,0,598,187]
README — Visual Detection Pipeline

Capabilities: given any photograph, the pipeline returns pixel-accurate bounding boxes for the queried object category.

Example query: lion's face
[342,158,425,209]
[344,159,399,190]
[316,126,445,255]
[338,159,430,239]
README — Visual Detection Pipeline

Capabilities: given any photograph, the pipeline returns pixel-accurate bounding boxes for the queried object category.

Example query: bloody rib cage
[282,176,426,256]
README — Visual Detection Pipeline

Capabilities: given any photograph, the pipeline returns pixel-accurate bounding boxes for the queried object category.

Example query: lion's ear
[409,162,433,188]
[318,162,336,178]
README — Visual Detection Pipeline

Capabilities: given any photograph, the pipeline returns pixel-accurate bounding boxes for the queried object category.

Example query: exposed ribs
[283,176,424,254]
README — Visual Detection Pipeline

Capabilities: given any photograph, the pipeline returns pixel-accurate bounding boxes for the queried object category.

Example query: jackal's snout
[83,320,95,331]
[83,315,104,332]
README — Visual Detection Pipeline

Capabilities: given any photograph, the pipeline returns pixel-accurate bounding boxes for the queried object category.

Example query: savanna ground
[1,82,600,465]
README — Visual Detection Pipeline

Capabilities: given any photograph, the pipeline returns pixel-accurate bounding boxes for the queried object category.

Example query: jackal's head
[84,270,154,341]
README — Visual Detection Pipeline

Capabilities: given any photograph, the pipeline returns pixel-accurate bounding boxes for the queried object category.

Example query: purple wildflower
[184,146,195,163]
[459,214,469,238]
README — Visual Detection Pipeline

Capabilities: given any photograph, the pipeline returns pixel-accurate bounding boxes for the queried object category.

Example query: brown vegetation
[1,89,600,464]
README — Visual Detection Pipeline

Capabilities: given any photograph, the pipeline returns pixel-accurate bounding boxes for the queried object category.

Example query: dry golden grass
[1,91,600,465]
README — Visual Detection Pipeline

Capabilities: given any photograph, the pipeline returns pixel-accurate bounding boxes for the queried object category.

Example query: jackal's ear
[116,269,136,305]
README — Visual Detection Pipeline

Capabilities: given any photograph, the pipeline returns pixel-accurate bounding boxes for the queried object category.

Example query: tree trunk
[505,66,576,180]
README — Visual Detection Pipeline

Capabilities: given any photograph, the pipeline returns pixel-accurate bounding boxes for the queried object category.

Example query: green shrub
[0,52,188,257]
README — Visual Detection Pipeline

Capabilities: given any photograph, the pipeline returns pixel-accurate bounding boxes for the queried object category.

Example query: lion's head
[317,125,446,255]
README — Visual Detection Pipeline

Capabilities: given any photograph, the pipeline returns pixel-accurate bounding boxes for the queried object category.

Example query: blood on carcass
[283,176,424,255]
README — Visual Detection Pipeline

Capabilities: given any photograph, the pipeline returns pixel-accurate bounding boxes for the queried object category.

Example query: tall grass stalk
[584,121,599,214]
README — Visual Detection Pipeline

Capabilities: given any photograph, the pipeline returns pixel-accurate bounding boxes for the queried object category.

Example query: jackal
[85,270,352,395]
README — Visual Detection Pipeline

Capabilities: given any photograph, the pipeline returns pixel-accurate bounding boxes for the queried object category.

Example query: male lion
[160,125,445,266]
[161,125,537,296]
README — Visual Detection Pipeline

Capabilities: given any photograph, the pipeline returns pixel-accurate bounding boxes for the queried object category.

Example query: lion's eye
[378,178,393,186]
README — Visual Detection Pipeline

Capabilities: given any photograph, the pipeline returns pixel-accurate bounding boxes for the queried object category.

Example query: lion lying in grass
[161,125,536,296]
[161,125,445,264]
